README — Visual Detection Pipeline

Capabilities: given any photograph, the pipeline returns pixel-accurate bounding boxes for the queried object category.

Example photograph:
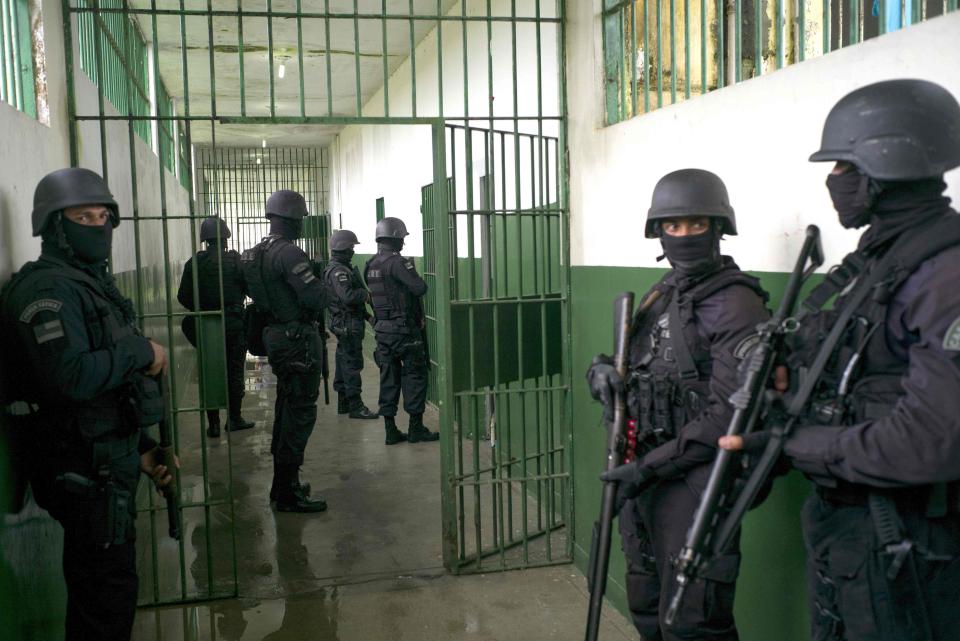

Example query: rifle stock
[156,373,181,540]
[665,225,823,625]
[584,291,636,641]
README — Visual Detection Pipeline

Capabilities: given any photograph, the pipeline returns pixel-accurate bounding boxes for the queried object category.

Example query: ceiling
[129,0,459,147]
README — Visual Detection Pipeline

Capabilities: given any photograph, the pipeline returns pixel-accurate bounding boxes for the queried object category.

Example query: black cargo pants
[373,331,428,417]
[264,322,322,466]
[619,478,741,641]
[802,491,960,641]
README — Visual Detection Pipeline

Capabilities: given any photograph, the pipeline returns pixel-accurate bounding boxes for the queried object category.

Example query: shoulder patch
[33,319,65,344]
[19,299,63,323]
[733,333,762,360]
[943,316,960,351]
[337,272,349,282]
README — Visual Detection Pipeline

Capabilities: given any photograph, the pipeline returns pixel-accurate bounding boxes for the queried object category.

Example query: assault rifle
[582,291,640,640]
[665,225,824,625]
[311,258,331,405]
[157,373,181,540]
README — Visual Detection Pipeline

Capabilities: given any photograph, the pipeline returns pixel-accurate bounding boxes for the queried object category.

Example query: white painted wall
[0,0,192,282]
[328,0,561,257]
[565,5,960,271]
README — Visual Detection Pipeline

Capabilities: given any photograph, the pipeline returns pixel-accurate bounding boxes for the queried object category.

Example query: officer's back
[177,216,246,332]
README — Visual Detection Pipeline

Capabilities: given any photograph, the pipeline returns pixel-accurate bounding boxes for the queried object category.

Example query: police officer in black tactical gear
[587,169,770,641]
[177,216,254,438]
[0,168,175,641]
[241,189,327,513]
[721,79,960,641]
[324,229,378,420]
[364,216,439,445]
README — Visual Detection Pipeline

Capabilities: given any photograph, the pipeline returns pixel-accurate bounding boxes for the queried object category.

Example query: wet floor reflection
[132,347,634,641]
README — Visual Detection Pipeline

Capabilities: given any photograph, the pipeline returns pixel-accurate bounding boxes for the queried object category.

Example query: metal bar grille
[428,121,571,574]
[0,0,36,115]
[64,0,569,597]
[602,0,959,123]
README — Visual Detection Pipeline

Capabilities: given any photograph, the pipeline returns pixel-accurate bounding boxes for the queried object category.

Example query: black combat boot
[269,459,312,502]
[337,392,349,415]
[384,416,407,445]
[275,464,327,513]
[206,410,221,438]
[348,397,378,420]
[407,414,439,443]
[226,415,255,432]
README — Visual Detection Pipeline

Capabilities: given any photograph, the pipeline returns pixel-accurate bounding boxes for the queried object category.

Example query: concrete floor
[130,341,636,641]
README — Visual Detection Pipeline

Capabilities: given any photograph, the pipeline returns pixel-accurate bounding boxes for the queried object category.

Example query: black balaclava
[205,238,228,252]
[658,220,722,276]
[825,167,881,229]
[269,215,303,241]
[378,238,404,252]
[332,248,355,264]
[42,213,113,264]
[41,214,136,322]
[857,177,951,253]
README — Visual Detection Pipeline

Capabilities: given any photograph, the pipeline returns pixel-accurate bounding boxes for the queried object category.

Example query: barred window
[156,79,188,188]
[76,0,150,143]
[601,0,959,124]
[1,0,46,121]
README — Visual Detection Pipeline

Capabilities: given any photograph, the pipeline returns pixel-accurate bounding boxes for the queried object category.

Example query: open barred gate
[63,0,569,605]
[425,123,572,573]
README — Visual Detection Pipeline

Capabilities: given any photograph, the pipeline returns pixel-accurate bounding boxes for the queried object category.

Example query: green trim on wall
[570,264,817,641]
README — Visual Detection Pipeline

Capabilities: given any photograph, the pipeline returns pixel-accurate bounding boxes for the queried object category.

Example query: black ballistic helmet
[375,217,409,241]
[199,216,231,242]
[265,189,309,219]
[809,79,960,180]
[32,167,120,236]
[330,229,361,251]
[645,169,737,238]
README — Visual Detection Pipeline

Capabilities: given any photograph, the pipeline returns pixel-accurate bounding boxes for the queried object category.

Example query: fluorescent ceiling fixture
[278,62,286,79]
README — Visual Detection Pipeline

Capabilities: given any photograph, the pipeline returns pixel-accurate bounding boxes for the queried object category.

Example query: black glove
[600,461,656,516]
[586,354,622,423]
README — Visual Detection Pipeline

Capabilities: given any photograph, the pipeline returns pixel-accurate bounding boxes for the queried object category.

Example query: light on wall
[278,62,286,79]
[262,139,267,148]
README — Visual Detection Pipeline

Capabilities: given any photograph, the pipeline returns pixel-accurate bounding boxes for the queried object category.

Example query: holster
[57,468,133,547]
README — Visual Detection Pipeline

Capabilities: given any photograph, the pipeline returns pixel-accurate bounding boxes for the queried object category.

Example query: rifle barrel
[584,292,636,641]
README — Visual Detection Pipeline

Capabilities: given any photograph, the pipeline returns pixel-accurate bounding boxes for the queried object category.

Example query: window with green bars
[157,81,190,189]
[601,0,959,124]
[76,0,150,143]
[0,0,37,118]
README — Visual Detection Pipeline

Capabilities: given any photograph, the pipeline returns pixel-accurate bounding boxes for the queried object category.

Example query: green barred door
[427,124,572,573]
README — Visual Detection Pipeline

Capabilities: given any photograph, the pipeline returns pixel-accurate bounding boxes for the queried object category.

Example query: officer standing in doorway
[324,229,377,420]
[0,168,175,641]
[242,189,327,513]
[721,79,960,640]
[364,217,438,445]
[588,169,770,640]
[177,216,254,438]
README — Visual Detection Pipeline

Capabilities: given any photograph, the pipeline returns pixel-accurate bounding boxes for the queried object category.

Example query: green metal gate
[194,146,331,257]
[425,123,571,573]
[62,0,569,602]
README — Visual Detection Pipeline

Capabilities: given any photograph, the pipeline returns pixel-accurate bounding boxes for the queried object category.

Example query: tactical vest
[324,260,365,322]
[364,252,417,327]
[792,212,960,430]
[241,235,302,324]
[193,249,245,313]
[626,262,768,453]
[0,257,149,444]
